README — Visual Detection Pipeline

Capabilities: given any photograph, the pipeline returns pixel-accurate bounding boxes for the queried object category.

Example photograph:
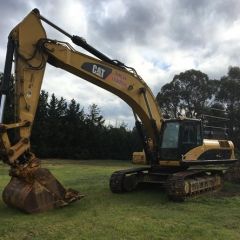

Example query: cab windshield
[161,122,180,148]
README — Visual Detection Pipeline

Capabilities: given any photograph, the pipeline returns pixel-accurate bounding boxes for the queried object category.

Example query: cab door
[179,120,203,156]
[159,121,181,160]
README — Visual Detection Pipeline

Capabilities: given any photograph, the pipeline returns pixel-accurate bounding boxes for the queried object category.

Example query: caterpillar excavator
[0,9,238,213]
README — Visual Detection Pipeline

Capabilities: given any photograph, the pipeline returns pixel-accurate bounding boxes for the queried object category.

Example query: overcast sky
[1,0,240,128]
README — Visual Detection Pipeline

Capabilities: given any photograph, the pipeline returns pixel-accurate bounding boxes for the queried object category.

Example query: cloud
[86,0,165,45]
[1,0,240,128]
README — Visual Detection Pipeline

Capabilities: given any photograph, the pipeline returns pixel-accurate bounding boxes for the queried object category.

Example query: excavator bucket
[2,167,84,213]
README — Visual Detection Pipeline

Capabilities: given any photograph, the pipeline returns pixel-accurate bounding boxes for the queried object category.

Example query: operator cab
[159,119,203,160]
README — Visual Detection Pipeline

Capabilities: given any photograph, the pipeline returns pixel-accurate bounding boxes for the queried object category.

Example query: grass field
[0,160,240,240]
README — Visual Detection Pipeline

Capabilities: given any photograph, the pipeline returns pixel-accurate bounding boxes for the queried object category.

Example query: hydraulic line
[0,38,15,123]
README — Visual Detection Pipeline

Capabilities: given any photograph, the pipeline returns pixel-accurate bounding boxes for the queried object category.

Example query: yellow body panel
[133,139,235,167]
[183,139,235,161]
[132,151,146,165]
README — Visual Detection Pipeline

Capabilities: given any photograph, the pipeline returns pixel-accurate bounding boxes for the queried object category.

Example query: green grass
[0,160,240,240]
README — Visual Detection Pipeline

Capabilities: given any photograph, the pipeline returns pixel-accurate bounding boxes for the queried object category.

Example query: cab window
[182,123,202,146]
[161,122,180,148]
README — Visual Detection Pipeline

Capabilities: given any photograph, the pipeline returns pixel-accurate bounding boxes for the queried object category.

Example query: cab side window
[182,123,202,146]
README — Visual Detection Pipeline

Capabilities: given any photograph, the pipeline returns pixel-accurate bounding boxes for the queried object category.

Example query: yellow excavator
[0,9,238,213]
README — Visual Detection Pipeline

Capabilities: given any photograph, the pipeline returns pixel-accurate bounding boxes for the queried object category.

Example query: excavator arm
[0,10,47,165]
[0,9,162,213]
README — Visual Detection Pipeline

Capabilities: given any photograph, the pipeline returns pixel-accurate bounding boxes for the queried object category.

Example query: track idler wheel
[110,172,125,193]
[123,174,138,192]
[2,165,84,213]
[110,172,138,193]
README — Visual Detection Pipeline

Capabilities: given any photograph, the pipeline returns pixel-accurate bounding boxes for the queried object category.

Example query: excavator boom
[0,9,162,213]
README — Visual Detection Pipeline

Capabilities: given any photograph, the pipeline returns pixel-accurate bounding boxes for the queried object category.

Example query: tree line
[30,91,141,159]
[1,66,240,160]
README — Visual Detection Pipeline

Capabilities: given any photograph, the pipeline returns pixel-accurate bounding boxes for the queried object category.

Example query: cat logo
[81,63,112,79]
[92,64,105,78]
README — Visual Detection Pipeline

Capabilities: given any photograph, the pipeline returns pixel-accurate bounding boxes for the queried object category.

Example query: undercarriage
[110,165,226,200]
